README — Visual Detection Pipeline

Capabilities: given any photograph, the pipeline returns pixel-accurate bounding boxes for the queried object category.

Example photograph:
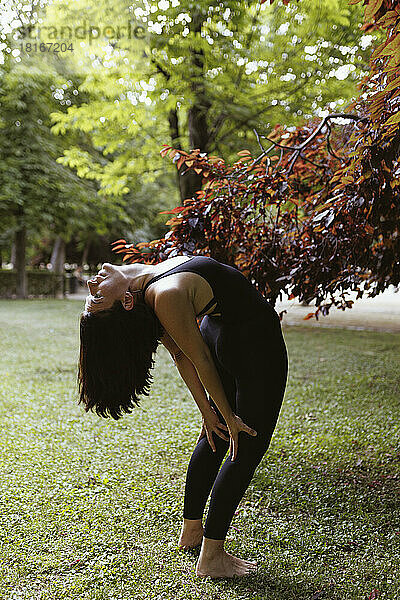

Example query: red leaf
[160,146,171,157]
[369,590,379,600]
[303,312,316,320]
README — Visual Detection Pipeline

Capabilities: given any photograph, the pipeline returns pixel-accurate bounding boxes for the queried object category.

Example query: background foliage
[112,0,399,318]
[0,0,382,297]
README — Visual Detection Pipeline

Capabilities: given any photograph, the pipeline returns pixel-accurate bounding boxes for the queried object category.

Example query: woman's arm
[155,289,257,460]
[156,291,234,424]
[154,288,234,423]
[160,331,229,450]
[174,352,211,414]
[161,331,212,416]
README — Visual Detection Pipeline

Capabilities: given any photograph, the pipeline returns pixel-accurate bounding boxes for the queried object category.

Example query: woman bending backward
[79,254,288,578]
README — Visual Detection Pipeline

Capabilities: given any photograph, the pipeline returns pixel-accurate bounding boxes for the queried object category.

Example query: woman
[79,253,288,578]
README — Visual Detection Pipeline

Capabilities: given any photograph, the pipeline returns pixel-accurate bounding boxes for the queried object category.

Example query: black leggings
[183,312,288,540]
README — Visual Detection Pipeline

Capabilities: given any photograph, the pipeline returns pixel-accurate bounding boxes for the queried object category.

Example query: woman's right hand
[196,406,230,452]
[226,413,258,461]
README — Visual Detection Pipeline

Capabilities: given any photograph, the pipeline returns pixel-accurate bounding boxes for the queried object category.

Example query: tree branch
[257,113,368,175]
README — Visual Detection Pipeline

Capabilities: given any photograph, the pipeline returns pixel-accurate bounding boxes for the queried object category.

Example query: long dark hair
[78,300,164,419]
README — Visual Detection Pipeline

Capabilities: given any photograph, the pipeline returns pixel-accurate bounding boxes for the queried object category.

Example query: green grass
[0,299,399,600]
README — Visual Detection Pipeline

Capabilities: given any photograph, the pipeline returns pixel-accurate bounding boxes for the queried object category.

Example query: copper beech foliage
[112,0,400,321]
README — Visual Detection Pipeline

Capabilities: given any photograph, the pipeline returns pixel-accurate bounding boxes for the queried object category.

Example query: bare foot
[196,538,257,578]
[178,518,204,550]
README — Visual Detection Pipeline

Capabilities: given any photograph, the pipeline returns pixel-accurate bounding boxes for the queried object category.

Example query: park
[0,0,399,598]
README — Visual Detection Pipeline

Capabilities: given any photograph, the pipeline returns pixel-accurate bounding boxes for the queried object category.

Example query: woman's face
[86,263,128,312]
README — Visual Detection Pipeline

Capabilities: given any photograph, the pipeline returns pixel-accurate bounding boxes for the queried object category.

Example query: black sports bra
[142,256,221,318]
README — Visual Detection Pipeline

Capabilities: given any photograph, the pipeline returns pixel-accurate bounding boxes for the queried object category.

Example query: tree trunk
[81,239,91,266]
[168,108,184,200]
[168,106,206,204]
[15,225,27,299]
[11,242,16,267]
[182,8,211,202]
[50,235,66,298]
[166,8,211,204]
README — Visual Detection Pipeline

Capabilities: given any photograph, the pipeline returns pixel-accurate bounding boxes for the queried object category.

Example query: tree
[1,1,162,286]
[112,0,400,319]
[0,51,99,296]
[47,0,375,204]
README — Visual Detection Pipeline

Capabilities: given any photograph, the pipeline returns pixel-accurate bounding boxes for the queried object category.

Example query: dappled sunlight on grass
[0,300,398,599]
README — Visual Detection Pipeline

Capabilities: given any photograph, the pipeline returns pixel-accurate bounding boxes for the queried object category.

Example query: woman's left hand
[197,406,230,452]
[226,414,258,461]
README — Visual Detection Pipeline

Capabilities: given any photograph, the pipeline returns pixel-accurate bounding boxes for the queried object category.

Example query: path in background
[68,285,400,333]
[276,286,400,333]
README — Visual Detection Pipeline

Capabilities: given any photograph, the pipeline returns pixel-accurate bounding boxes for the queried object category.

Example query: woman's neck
[118,263,156,292]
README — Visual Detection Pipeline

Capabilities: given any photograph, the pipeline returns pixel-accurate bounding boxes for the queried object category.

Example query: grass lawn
[0,299,399,600]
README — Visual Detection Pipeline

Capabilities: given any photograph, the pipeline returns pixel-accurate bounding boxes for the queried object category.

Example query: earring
[122,291,135,311]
